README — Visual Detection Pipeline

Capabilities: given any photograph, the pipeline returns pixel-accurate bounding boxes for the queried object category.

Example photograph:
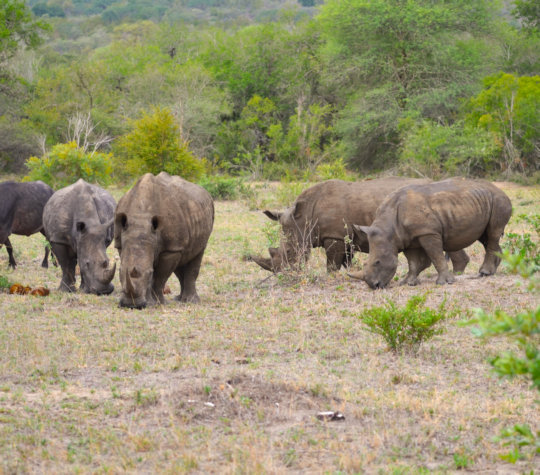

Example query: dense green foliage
[358,295,452,354]
[25,142,113,188]
[0,0,538,180]
[114,107,205,180]
[469,250,539,461]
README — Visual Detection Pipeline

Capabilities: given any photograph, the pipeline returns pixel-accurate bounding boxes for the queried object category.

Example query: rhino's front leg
[417,234,455,285]
[50,242,77,292]
[402,248,431,286]
[323,239,347,272]
[175,250,205,303]
[150,251,182,305]
[448,249,469,274]
[5,237,16,269]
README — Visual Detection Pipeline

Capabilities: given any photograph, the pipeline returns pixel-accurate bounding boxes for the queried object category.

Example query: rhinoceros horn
[125,268,136,295]
[250,254,274,272]
[347,270,365,281]
[100,262,116,284]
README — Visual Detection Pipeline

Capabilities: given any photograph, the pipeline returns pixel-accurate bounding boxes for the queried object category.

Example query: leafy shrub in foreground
[502,213,540,272]
[24,142,113,188]
[468,252,539,462]
[359,295,451,354]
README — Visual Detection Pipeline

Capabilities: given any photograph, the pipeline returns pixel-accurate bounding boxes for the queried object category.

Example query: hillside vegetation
[1,0,538,182]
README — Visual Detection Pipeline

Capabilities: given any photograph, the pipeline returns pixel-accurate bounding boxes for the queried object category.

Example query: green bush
[502,214,540,272]
[359,295,451,354]
[24,142,113,188]
[197,175,250,200]
[468,251,539,462]
[399,119,501,178]
[0,275,12,289]
[114,107,205,181]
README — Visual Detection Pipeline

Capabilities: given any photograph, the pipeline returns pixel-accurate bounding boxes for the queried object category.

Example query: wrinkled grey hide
[115,172,214,309]
[0,180,54,268]
[349,178,512,289]
[250,178,470,274]
[43,179,116,294]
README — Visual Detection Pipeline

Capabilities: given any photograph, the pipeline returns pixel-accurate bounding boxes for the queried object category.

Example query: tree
[467,73,540,173]
[114,107,205,181]
[317,0,498,169]
[0,0,50,66]
[513,0,540,33]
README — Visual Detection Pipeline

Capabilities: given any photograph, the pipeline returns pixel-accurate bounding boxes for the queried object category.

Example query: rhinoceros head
[74,219,116,295]
[250,204,312,273]
[116,213,159,309]
[349,224,398,289]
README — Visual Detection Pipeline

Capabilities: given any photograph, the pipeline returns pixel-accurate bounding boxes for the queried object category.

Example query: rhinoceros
[43,179,116,294]
[250,178,470,273]
[0,180,55,269]
[349,178,512,289]
[115,172,214,309]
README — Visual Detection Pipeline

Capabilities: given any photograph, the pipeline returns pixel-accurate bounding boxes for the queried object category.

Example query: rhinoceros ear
[352,224,372,238]
[263,210,283,221]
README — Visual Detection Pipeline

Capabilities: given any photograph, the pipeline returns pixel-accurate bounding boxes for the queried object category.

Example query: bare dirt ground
[0,181,538,473]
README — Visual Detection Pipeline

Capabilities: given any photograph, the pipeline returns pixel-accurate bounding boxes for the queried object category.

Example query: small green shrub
[359,295,451,354]
[0,275,12,289]
[502,214,540,272]
[24,142,113,188]
[197,175,250,200]
[468,251,539,461]
[315,158,354,181]
[114,107,204,181]
[273,181,311,207]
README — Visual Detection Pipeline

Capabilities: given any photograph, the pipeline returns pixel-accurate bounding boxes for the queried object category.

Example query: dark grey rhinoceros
[43,179,116,294]
[0,180,55,269]
[115,172,214,309]
[349,178,512,289]
[250,178,470,273]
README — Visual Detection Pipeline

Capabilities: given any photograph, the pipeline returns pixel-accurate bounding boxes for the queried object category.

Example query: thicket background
[1,0,538,183]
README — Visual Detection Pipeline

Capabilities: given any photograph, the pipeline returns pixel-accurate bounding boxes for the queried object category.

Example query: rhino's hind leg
[448,249,469,274]
[174,250,204,304]
[50,242,77,292]
[323,239,349,272]
[402,248,431,286]
[418,235,455,285]
[5,237,16,269]
[478,231,503,277]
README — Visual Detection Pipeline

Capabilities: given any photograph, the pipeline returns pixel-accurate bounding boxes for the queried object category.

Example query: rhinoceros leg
[323,239,347,272]
[40,229,57,269]
[149,251,182,305]
[448,250,469,274]
[417,235,455,285]
[174,250,204,304]
[4,237,16,269]
[50,242,77,292]
[478,231,503,276]
[402,248,431,286]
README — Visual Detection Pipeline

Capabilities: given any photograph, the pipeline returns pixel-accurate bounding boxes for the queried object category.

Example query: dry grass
[0,180,538,473]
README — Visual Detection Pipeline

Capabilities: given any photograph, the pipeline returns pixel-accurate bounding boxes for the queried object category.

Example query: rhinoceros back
[116,172,214,257]
[44,179,116,246]
[301,178,430,244]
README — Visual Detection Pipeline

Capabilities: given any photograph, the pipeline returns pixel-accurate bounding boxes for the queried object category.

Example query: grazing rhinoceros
[250,178,470,273]
[0,180,54,269]
[349,178,512,289]
[43,179,116,294]
[115,172,214,309]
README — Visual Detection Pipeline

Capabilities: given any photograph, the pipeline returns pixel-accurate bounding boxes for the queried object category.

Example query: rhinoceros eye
[374,260,380,266]
[120,214,128,230]
[151,216,159,231]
